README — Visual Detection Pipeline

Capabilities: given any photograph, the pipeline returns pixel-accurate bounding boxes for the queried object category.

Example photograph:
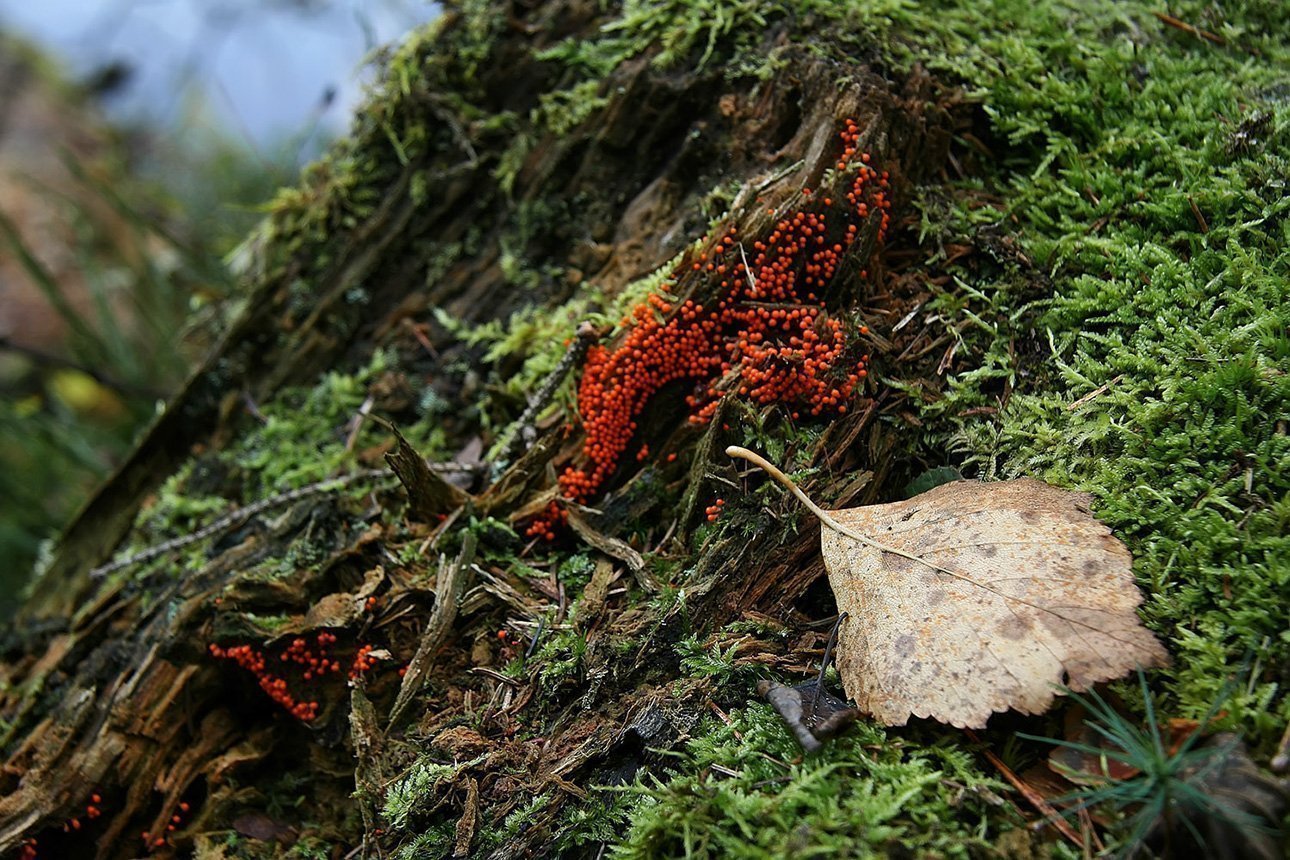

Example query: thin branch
[89,461,480,579]
[491,321,601,469]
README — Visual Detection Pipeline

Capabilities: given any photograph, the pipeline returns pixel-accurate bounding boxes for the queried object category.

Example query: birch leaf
[728,446,1169,729]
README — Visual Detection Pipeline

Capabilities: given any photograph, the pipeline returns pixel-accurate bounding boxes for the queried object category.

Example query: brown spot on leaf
[893,633,917,658]
[887,556,916,574]
[998,615,1032,640]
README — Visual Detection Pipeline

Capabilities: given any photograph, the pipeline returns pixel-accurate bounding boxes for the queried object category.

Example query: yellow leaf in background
[48,369,126,421]
[14,394,42,418]
[728,446,1169,729]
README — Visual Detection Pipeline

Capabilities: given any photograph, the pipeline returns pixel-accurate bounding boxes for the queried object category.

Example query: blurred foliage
[0,41,296,617]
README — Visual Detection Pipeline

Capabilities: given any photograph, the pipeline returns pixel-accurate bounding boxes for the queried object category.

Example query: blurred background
[0,0,438,617]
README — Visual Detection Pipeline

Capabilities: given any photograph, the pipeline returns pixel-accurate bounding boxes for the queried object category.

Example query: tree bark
[0,2,967,857]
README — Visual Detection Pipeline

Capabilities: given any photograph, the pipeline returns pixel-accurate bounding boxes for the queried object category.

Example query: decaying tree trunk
[0,2,973,857]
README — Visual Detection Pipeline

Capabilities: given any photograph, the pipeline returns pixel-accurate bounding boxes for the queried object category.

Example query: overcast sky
[0,0,438,155]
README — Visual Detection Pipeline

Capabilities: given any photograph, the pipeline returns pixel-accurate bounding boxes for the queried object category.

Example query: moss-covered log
[3,1,1287,858]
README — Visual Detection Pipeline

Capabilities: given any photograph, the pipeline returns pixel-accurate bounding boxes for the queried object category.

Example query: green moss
[534,628,591,689]
[608,705,1012,858]
[556,553,597,591]
[390,826,456,860]
[382,759,461,830]
[866,0,1290,745]
[674,634,755,690]
[542,0,889,78]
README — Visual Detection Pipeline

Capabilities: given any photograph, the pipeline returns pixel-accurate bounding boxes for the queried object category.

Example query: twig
[90,469,389,578]
[1066,375,1123,411]
[492,322,601,469]
[344,395,376,452]
[90,462,479,579]
[707,700,744,741]
[892,302,923,333]
[1153,12,1226,46]
[738,242,758,292]
[242,391,268,423]
[964,728,1084,848]
[1187,196,1209,233]
[388,534,477,726]
[469,666,522,687]
[524,615,546,662]
[810,612,847,715]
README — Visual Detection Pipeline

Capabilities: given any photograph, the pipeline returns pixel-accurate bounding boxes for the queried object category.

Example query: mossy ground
[49,0,1287,856]
[895,0,1290,746]
[451,0,1288,853]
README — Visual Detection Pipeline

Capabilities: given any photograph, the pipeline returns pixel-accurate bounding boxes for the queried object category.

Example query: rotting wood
[566,508,658,592]
[0,1,967,854]
[387,533,478,727]
[378,417,472,521]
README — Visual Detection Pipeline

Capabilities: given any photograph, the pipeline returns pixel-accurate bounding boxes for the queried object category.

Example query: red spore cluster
[140,800,194,850]
[60,792,104,834]
[282,632,345,681]
[704,498,726,522]
[209,641,322,721]
[21,792,108,858]
[528,121,889,537]
[349,644,378,679]
[208,631,378,722]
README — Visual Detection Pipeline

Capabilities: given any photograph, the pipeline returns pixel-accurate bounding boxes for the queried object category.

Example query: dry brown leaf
[728,446,1168,729]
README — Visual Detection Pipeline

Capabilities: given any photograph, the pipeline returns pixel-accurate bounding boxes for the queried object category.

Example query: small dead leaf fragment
[729,446,1169,729]
[567,507,659,592]
[757,679,859,753]
[299,566,386,630]
[388,534,476,726]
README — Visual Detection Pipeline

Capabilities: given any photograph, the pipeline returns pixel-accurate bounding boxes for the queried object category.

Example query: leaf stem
[725,445,942,573]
